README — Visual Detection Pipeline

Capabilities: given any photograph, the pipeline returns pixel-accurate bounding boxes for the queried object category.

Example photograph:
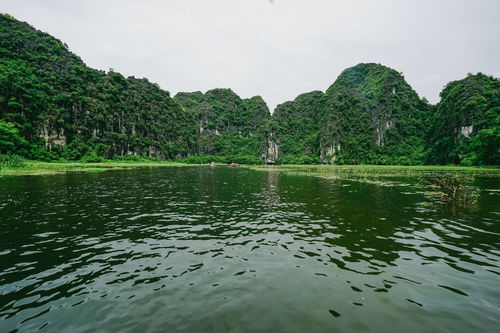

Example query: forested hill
[173,89,271,161]
[0,13,197,160]
[427,73,500,165]
[264,65,498,166]
[269,91,326,164]
[0,14,499,165]
[269,64,431,165]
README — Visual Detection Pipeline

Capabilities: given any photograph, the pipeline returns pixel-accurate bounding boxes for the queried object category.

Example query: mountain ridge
[1,14,498,165]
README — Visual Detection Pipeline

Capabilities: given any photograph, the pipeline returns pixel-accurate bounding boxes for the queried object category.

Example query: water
[0,167,499,332]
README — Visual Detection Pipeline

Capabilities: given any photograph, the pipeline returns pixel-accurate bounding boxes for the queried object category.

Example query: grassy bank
[0,159,196,177]
[1,154,499,178]
[244,164,500,179]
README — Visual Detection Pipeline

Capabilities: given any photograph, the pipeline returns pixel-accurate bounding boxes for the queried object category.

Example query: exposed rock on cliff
[1,14,498,165]
[271,91,325,162]
[174,89,271,157]
[319,63,430,164]
[0,14,196,160]
[265,132,279,164]
[427,73,499,165]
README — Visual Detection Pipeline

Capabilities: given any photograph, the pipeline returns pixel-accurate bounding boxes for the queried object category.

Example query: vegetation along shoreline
[0,13,499,168]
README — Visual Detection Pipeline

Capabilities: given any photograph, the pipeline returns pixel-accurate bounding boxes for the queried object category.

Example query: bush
[0,154,30,170]
[178,154,265,165]
[0,120,26,154]
[80,152,105,163]
[279,155,319,165]
[179,155,224,164]
[422,173,480,204]
[465,127,500,165]
[112,155,162,163]
[185,155,224,164]
[227,155,265,165]
[61,139,92,161]
[17,141,59,161]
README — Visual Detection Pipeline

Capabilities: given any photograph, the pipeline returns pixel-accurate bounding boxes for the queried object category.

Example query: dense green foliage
[179,154,264,165]
[271,91,325,163]
[174,89,270,158]
[0,14,498,165]
[269,64,435,165]
[319,63,431,165]
[268,65,498,166]
[0,120,26,154]
[427,73,499,165]
[0,153,29,171]
[0,14,196,161]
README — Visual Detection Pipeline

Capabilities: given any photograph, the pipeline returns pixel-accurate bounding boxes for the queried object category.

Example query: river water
[0,167,499,332]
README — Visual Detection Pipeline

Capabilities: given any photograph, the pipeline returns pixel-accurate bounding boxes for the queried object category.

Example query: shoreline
[0,161,198,177]
[245,164,500,178]
[1,161,499,178]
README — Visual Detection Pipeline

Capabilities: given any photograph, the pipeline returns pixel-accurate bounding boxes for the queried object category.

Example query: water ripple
[0,167,499,332]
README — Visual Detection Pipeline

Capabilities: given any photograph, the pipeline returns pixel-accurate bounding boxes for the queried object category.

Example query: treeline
[0,14,195,161]
[270,64,499,166]
[0,14,498,165]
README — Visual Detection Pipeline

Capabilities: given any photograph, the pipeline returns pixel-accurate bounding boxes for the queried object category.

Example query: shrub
[280,155,319,164]
[422,173,480,204]
[179,155,226,164]
[0,154,29,171]
[178,154,265,165]
[0,120,26,154]
[112,155,162,163]
[227,155,265,165]
[80,152,105,163]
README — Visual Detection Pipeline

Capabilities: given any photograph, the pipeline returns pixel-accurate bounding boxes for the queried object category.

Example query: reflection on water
[0,167,499,332]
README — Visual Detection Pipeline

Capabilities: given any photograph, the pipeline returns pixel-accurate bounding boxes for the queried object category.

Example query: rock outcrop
[1,14,498,165]
[0,14,196,160]
[270,64,431,165]
[174,89,271,157]
[427,73,500,165]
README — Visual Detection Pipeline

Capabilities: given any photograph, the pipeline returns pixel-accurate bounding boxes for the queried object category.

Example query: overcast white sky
[3,0,500,111]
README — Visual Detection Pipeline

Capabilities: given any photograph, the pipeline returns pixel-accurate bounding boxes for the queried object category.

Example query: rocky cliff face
[265,132,279,164]
[1,14,498,165]
[318,63,430,164]
[270,91,325,162]
[174,89,271,157]
[0,14,196,160]
[427,73,500,165]
[267,64,430,165]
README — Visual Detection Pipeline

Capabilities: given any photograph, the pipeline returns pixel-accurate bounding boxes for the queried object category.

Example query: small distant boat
[230,162,239,168]
[210,162,215,167]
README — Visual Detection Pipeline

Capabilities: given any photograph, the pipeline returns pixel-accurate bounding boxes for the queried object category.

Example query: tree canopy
[0,14,498,165]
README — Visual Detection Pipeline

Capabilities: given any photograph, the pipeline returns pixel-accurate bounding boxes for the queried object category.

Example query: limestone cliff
[1,14,497,165]
[0,14,196,160]
[318,63,430,164]
[174,89,271,157]
[427,73,500,165]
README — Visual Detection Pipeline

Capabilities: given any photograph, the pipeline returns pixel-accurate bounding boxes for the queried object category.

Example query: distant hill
[427,73,500,165]
[0,13,196,160]
[174,89,270,158]
[319,63,431,165]
[0,14,498,165]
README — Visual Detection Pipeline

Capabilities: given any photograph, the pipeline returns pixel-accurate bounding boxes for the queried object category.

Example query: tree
[467,126,500,165]
[0,120,25,154]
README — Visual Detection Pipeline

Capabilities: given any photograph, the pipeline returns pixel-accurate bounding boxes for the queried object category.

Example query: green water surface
[0,167,499,332]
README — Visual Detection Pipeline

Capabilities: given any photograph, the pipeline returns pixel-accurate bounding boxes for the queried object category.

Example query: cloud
[2,0,500,111]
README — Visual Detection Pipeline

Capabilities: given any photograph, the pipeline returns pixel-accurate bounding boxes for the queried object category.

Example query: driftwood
[422,173,478,204]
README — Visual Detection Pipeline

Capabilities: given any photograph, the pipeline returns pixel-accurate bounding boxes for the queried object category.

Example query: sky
[2,0,500,112]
